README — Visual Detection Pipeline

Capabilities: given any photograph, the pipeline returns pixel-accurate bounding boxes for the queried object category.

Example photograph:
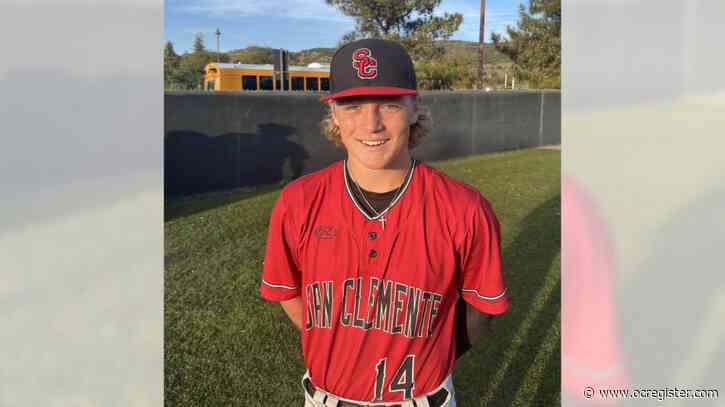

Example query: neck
[346,155,411,193]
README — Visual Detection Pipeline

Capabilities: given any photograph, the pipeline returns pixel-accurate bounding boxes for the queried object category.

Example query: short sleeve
[458,195,509,315]
[259,191,302,301]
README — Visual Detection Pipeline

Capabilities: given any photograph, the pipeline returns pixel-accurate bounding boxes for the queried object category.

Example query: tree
[163,33,231,90]
[175,54,211,90]
[491,0,560,88]
[325,0,463,61]
[173,51,230,90]
[164,41,178,59]
[416,51,476,90]
[416,59,457,90]
[192,32,206,53]
[164,41,182,90]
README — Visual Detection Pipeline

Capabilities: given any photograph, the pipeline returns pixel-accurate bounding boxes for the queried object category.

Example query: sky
[165,0,524,53]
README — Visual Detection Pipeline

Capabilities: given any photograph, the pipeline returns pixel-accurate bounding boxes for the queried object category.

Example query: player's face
[331,95,418,171]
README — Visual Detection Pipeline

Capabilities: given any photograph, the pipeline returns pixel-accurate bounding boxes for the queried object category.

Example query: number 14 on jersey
[373,355,415,401]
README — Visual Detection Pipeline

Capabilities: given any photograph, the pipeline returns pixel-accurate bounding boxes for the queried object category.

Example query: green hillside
[226,40,511,67]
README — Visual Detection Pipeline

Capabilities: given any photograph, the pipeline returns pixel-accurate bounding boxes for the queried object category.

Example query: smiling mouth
[359,139,389,146]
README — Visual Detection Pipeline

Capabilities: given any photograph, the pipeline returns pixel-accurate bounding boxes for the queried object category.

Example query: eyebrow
[335,96,406,105]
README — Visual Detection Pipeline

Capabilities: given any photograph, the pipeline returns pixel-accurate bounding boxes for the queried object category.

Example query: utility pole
[478,0,486,89]
[215,28,221,62]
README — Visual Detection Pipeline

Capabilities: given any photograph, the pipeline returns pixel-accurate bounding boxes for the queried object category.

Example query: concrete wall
[165,90,560,197]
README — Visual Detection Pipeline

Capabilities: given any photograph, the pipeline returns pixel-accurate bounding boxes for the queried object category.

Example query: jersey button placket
[367,227,378,262]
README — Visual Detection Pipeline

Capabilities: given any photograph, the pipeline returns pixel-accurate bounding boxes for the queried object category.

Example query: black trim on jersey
[343,159,416,221]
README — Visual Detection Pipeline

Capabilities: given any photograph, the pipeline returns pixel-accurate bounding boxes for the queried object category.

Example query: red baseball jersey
[260,160,508,402]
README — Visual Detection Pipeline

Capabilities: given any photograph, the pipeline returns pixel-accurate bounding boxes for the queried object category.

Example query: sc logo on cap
[352,48,378,79]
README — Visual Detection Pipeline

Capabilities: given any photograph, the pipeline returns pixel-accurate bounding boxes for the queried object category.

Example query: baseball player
[260,39,509,407]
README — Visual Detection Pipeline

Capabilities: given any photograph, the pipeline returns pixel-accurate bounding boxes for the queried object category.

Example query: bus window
[291,77,304,91]
[260,76,274,90]
[206,80,215,91]
[306,77,319,91]
[242,75,258,90]
[320,78,330,91]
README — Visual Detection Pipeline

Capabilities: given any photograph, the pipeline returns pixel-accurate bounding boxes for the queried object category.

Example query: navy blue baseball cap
[320,39,418,101]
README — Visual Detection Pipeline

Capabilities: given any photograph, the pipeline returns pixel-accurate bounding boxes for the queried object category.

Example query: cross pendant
[378,217,386,230]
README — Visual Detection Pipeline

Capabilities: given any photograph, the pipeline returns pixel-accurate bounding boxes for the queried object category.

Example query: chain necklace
[348,159,413,230]
[352,178,398,230]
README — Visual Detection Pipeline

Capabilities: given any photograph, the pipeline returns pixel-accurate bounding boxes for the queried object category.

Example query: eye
[342,105,360,112]
[381,104,402,112]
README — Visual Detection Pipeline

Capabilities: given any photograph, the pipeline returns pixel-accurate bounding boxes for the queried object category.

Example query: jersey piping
[261,279,298,290]
[461,287,507,301]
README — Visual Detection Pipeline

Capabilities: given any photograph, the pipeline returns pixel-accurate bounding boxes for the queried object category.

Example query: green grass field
[165,148,561,406]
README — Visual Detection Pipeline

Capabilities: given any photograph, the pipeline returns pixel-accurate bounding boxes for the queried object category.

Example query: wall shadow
[165,92,561,200]
[164,123,309,198]
[455,194,561,406]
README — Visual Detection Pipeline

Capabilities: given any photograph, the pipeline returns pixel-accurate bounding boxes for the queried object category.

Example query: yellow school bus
[203,62,331,92]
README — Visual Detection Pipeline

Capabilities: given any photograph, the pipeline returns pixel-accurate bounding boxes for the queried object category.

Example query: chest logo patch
[314,225,337,239]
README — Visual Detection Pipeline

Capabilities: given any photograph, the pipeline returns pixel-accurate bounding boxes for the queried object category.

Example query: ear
[330,102,341,127]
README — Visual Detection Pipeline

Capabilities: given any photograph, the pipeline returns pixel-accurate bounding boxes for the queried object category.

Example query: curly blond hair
[319,96,432,149]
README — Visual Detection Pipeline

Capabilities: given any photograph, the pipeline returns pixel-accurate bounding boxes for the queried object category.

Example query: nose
[361,105,384,133]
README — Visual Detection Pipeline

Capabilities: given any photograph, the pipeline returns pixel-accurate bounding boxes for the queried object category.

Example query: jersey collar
[342,159,416,221]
